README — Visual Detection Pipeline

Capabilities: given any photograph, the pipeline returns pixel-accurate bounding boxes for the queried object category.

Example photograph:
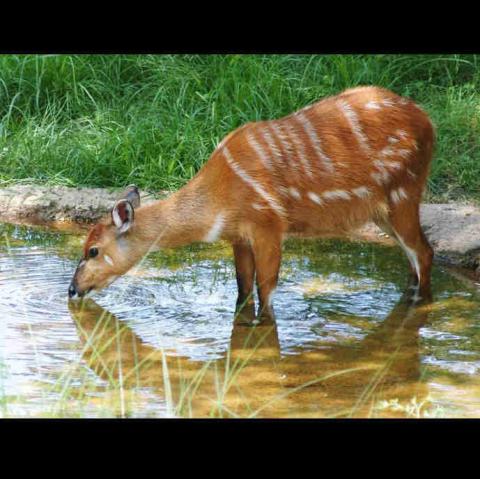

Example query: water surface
[1,222,480,418]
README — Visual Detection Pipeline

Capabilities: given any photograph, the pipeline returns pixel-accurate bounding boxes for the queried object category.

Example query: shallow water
[1,222,480,418]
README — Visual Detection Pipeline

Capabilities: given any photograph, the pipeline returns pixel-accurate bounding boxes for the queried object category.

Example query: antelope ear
[119,184,141,208]
[112,199,134,234]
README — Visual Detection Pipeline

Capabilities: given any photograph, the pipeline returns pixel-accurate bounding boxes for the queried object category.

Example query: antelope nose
[68,283,77,298]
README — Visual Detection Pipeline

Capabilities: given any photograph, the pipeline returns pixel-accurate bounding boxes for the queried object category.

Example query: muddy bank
[1,184,479,275]
[0,184,166,227]
[357,204,480,274]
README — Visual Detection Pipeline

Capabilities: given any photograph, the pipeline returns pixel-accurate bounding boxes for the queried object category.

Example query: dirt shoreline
[1,184,480,277]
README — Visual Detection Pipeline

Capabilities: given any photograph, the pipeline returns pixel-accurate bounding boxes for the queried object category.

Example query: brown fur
[83,224,105,258]
[71,86,435,318]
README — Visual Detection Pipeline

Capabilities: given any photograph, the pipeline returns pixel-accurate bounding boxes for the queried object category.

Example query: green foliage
[1,54,480,199]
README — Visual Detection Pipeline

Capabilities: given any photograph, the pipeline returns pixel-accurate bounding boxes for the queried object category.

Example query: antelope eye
[88,247,99,258]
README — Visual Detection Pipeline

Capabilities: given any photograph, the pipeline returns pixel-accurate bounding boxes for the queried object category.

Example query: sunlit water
[1,222,480,418]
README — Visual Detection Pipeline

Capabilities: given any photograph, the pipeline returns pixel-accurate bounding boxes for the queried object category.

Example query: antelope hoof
[257,306,276,325]
[234,300,256,325]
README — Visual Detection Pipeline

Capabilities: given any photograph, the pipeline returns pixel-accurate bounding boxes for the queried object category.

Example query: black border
[1,33,479,452]
[1,15,479,55]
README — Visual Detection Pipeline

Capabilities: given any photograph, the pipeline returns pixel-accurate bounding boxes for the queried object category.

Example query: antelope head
[68,185,142,299]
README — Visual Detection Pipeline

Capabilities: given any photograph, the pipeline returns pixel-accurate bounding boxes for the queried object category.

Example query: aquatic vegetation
[373,396,448,418]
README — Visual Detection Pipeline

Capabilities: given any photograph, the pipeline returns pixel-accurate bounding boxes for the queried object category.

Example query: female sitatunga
[69,86,435,321]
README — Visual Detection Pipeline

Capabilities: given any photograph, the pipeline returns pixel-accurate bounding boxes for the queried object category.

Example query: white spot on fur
[392,227,421,284]
[271,123,296,159]
[376,158,402,172]
[379,146,395,157]
[396,129,408,138]
[223,147,286,218]
[203,212,225,243]
[295,112,335,174]
[275,123,304,181]
[352,186,371,198]
[307,191,324,205]
[398,187,408,200]
[386,161,402,171]
[289,187,301,200]
[388,136,399,144]
[322,189,351,201]
[398,148,411,158]
[284,122,314,179]
[373,159,396,180]
[373,159,386,170]
[381,99,395,107]
[252,203,265,210]
[261,127,284,164]
[337,99,371,154]
[407,168,417,179]
[104,255,114,266]
[246,132,274,171]
[365,101,381,110]
[371,170,390,185]
[390,187,409,205]
[371,172,382,185]
[267,288,276,307]
[390,189,401,204]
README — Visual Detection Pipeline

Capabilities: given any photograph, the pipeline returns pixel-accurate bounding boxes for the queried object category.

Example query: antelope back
[208,86,434,236]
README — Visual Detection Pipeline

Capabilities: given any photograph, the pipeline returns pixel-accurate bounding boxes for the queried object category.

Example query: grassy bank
[0,54,479,201]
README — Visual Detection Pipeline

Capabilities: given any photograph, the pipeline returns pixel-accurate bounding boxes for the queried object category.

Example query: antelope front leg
[232,241,256,322]
[251,229,282,323]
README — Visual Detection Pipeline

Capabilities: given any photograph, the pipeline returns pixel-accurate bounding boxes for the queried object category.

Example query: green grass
[1,54,480,200]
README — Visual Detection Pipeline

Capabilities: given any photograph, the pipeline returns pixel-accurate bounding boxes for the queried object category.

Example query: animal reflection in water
[68,294,431,418]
